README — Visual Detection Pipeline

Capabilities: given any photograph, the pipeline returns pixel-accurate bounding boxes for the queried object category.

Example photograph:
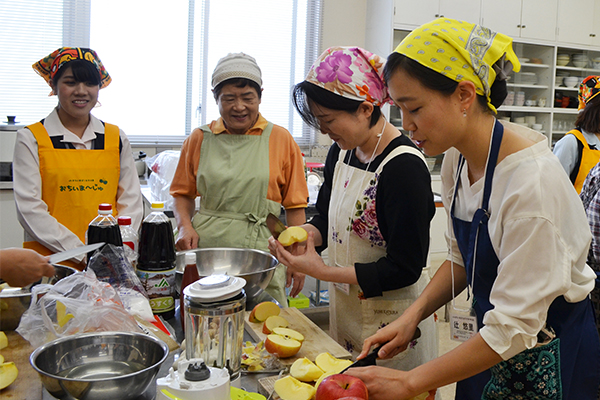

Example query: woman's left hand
[345,366,416,400]
[268,232,325,279]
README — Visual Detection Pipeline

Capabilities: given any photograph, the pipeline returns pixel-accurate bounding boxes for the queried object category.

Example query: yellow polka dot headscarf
[394,18,521,113]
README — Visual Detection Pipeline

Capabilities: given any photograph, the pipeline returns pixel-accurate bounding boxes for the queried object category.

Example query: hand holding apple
[315,374,368,400]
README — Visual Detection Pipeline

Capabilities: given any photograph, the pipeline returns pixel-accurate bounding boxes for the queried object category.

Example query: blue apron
[451,120,600,399]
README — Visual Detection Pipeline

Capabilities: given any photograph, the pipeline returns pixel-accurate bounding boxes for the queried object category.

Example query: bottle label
[123,241,135,251]
[136,268,176,314]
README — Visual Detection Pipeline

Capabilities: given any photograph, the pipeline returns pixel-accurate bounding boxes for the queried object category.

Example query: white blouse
[441,121,596,360]
[13,108,143,262]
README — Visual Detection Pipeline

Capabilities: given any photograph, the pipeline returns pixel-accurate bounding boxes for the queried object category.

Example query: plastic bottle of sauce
[180,252,200,332]
[86,203,123,261]
[118,216,139,267]
[137,202,177,320]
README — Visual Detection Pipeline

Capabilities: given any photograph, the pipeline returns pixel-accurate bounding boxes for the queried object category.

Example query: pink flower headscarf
[305,46,390,106]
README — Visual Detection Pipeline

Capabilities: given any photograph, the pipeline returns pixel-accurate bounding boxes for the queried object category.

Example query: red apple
[315,374,368,400]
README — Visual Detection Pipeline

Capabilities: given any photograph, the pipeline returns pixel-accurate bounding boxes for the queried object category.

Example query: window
[0,0,322,147]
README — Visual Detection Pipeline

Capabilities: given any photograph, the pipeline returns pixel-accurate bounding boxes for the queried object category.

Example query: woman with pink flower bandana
[268,46,438,372]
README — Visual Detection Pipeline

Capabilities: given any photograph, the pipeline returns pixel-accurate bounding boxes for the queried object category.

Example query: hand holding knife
[340,327,422,373]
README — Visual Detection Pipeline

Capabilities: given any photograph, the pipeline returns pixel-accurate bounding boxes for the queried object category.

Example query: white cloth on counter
[12,108,143,261]
[442,121,596,360]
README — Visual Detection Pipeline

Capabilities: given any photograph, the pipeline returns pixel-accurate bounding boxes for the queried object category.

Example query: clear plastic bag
[87,244,154,321]
[16,269,142,348]
[146,150,181,210]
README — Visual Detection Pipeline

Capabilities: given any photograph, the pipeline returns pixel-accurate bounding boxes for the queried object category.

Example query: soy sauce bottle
[86,203,123,260]
[137,202,176,320]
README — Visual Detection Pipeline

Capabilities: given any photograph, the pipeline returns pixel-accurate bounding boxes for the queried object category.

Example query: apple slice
[290,357,324,382]
[262,315,289,334]
[278,226,308,246]
[0,354,4,364]
[265,334,303,358]
[315,352,353,373]
[0,362,18,390]
[272,327,305,343]
[0,332,7,351]
[248,301,280,323]
[274,375,316,400]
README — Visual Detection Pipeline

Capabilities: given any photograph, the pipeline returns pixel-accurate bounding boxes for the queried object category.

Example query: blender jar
[183,274,246,384]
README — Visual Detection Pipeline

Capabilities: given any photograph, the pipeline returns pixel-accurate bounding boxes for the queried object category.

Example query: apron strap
[103,123,120,150]
[27,122,54,149]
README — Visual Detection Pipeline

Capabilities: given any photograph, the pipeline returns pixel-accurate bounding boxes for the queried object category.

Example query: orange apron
[567,129,600,194]
[23,122,120,269]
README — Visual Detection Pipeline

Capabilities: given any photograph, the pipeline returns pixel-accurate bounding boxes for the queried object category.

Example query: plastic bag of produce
[87,244,154,321]
[16,269,142,348]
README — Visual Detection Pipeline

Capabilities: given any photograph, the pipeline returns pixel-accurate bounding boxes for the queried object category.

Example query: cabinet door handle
[517,24,521,28]
[591,33,596,37]
[521,25,526,28]
[435,13,439,17]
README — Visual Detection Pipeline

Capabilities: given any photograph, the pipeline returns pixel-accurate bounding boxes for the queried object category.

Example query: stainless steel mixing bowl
[175,247,279,300]
[0,264,78,330]
[30,331,169,400]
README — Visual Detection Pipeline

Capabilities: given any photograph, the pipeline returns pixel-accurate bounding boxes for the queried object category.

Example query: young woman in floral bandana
[268,46,438,373]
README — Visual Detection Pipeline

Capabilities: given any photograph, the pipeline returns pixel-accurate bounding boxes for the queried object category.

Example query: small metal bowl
[30,331,169,400]
[0,264,78,331]
[175,247,278,300]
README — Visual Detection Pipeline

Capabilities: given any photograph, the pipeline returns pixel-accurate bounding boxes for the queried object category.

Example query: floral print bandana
[33,47,111,92]
[394,18,520,113]
[578,76,600,111]
[305,46,390,106]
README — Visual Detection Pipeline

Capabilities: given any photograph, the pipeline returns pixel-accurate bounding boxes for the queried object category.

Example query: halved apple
[290,357,324,382]
[274,375,315,400]
[272,327,305,343]
[262,315,289,334]
[0,332,7,350]
[314,352,353,373]
[0,362,18,390]
[278,226,308,246]
[248,301,280,323]
[265,327,304,358]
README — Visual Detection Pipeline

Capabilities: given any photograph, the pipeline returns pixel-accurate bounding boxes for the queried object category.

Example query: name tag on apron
[449,307,478,342]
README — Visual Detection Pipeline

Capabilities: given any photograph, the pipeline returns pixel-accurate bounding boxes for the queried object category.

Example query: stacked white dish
[563,76,580,88]
[572,54,589,68]
[557,54,570,66]
[519,72,538,85]
[592,57,600,70]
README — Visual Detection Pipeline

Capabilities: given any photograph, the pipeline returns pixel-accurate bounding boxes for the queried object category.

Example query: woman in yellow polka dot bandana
[395,18,520,113]
[345,18,600,400]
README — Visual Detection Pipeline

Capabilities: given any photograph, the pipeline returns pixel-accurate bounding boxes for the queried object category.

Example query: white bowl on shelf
[557,59,570,67]
[592,61,600,69]
[573,60,588,68]
[563,76,580,87]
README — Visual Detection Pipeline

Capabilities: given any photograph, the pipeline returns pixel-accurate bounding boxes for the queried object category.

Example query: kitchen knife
[340,328,422,373]
[266,213,286,239]
[48,242,105,264]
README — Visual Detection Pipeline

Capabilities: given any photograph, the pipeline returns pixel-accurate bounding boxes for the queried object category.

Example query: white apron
[328,145,438,371]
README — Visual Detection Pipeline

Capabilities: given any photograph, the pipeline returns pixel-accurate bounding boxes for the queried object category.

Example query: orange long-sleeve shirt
[170,114,308,210]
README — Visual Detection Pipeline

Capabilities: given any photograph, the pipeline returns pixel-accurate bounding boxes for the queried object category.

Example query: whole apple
[315,374,368,400]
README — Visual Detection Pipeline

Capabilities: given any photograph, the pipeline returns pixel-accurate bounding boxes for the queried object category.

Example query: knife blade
[266,213,286,239]
[340,328,422,373]
[48,242,105,264]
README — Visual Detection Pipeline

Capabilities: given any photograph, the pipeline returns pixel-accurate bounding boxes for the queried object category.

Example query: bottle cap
[151,202,165,211]
[185,252,196,265]
[98,203,112,214]
[118,216,132,225]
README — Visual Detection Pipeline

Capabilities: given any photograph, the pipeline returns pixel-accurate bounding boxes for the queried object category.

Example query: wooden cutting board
[244,307,351,366]
[0,331,43,399]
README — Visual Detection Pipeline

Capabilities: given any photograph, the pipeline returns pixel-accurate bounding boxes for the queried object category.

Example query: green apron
[191,123,287,305]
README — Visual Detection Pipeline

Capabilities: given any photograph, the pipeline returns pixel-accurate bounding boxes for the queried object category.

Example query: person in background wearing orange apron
[170,53,308,306]
[553,75,600,193]
[268,47,438,375]
[13,47,143,270]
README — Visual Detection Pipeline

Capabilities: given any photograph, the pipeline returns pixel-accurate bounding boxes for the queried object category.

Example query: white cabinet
[557,0,600,46]
[393,0,481,28]
[481,0,558,42]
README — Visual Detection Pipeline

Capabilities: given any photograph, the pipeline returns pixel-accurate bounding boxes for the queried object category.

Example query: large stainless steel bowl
[30,331,169,400]
[0,264,78,330]
[175,248,279,300]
